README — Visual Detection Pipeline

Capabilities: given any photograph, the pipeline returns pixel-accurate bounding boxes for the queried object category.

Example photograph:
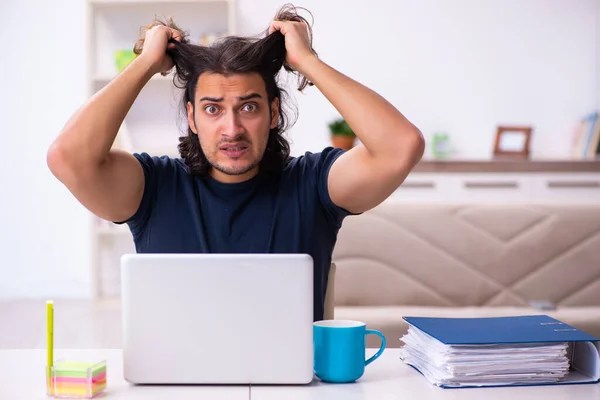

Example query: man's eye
[205,105,219,114]
[242,103,257,112]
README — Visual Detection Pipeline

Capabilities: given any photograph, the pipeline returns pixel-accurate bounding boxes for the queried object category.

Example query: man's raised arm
[47,25,182,222]
[269,20,425,214]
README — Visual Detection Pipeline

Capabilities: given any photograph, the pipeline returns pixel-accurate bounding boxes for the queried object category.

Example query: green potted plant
[328,118,356,150]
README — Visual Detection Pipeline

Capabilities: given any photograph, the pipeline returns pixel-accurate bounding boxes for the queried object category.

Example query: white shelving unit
[392,172,600,204]
[86,0,237,298]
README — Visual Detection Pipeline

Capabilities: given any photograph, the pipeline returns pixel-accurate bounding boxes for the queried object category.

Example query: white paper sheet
[399,325,579,387]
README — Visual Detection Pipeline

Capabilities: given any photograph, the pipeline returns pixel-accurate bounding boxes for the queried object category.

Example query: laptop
[120,253,314,385]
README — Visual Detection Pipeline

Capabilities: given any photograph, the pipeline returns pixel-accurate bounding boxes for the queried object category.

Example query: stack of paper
[400,325,569,387]
[398,315,599,388]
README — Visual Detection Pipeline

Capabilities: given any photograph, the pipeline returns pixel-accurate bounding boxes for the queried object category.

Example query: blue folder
[402,315,600,388]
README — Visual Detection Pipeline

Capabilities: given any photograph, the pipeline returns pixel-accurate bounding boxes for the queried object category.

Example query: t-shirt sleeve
[302,146,362,228]
[113,152,163,236]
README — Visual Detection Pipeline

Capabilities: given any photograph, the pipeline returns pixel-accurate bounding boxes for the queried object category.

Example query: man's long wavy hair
[133,4,316,178]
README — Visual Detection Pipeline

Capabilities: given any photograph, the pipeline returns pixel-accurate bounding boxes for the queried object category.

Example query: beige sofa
[330,201,600,348]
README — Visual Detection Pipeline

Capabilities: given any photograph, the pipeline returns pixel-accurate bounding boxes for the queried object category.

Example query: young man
[47,17,424,321]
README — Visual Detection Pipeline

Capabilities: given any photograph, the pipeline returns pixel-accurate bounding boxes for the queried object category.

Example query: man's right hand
[137,25,183,75]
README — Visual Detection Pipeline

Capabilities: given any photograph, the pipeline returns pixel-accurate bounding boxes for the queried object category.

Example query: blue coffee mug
[313,320,386,383]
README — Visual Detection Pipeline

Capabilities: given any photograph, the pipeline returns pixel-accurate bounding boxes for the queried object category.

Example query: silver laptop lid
[120,253,314,384]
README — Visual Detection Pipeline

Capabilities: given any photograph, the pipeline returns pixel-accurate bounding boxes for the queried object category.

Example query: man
[47,10,424,322]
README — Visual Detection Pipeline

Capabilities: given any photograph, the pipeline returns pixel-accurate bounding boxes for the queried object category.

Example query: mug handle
[364,329,386,366]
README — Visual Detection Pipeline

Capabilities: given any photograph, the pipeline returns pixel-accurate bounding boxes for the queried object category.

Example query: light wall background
[1,0,599,299]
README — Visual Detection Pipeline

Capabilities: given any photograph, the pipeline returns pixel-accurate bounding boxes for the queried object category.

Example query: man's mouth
[219,143,249,158]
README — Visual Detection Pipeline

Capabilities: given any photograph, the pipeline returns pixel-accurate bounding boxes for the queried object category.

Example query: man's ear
[270,97,280,129]
[187,101,198,134]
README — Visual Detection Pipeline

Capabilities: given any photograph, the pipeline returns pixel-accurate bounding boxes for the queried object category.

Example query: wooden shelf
[413,159,600,173]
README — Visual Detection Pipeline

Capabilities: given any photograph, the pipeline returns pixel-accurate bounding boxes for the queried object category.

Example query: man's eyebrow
[238,93,262,101]
[198,93,262,102]
[199,96,224,102]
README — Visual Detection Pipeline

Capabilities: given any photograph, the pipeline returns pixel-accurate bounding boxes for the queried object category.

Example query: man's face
[187,72,279,183]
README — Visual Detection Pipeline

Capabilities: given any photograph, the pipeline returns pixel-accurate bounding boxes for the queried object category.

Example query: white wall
[1,0,92,299]
[237,0,598,159]
[1,0,598,298]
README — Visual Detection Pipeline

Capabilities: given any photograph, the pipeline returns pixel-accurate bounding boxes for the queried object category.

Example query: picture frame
[493,125,532,159]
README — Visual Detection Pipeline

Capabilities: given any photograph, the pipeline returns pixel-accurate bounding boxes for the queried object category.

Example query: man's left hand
[268,20,316,73]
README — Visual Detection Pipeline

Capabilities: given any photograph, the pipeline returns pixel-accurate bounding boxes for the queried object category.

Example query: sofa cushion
[332,203,600,308]
[334,306,600,348]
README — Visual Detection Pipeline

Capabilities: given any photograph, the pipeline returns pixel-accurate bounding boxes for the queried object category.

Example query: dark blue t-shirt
[117,146,354,321]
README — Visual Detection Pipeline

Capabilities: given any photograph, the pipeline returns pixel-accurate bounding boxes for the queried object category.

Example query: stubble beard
[203,142,263,176]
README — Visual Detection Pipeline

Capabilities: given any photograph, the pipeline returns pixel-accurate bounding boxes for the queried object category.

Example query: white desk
[251,349,600,400]
[0,349,249,400]
[2,349,599,400]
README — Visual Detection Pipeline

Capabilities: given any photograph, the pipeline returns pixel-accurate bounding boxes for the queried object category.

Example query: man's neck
[210,167,259,184]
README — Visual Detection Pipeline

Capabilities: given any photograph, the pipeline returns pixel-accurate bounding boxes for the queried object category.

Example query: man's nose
[222,110,245,138]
